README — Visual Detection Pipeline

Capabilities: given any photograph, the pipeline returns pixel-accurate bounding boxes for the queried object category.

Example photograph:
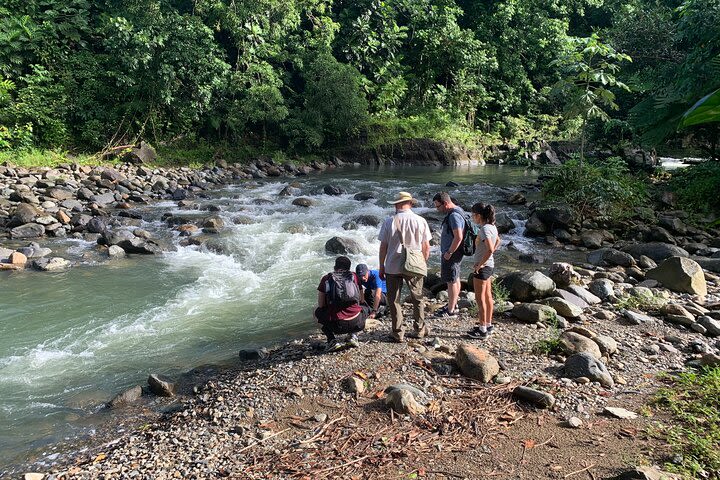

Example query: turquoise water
[0,164,543,469]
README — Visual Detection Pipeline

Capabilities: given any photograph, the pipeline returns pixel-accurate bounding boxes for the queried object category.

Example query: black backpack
[325,271,360,306]
[442,208,477,256]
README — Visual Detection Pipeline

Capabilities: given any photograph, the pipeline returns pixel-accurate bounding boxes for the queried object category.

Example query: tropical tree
[551,33,632,165]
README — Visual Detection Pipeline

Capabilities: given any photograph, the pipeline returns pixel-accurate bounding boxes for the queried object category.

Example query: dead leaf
[354,371,368,380]
[523,439,536,449]
[93,453,107,463]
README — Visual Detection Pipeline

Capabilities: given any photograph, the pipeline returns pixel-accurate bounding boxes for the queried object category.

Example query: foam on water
[0,165,551,470]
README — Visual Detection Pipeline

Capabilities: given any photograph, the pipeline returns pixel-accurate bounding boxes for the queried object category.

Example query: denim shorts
[473,266,494,281]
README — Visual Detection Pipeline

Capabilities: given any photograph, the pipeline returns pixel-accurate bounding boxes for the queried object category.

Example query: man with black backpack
[314,256,371,352]
[432,192,472,318]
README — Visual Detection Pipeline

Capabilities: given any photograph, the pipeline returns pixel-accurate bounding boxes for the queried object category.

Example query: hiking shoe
[389,331,405,343]
[323,339,345,353]
[466,327,488,340]
[432,305,459,318]
[486,325,494,336]
[410,325,430,339]
[346,333,360,348]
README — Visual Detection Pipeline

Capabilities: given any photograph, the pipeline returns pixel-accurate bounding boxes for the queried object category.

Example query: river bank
[1,159,715,478]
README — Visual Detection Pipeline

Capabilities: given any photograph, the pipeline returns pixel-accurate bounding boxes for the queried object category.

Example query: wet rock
[102,229,136,246]
[455,343,500,382]
[202,216,224,233]
[9,251,27,265]
[353,192,375,201]
[587,248,636,267]
[323,185,345,196]
[512,386,555,409]
[10,223,45,239]
[646,256,707,296]
[107,245,125,257]
[502,271,556,301]
[148,374,176,397]
[87,216,108,234]
[325,236,362,255]
[350,215,381,227]
[559,331,602,359]
[565,352,614,388]
[117,237,160,254]
[108,385,143,408]
[494,212,516,234]
[622,242,689,263]
[32,257,71,271]
[506,192,526,205]
[524,211,547,236]
[512,303,557,324]
[292,197,316,208]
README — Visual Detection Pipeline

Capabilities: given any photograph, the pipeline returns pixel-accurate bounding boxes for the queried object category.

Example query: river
[0,164,553,470]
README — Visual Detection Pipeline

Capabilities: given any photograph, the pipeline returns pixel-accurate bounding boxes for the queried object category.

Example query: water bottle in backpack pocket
[325,271,360,306]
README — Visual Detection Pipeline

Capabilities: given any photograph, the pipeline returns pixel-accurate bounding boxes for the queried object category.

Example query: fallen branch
[565,464,596,478]
[299,416,346,445]
[236,428,290,454]
[312,455,369,475]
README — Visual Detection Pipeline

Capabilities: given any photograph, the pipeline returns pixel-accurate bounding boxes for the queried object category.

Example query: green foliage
[551,33,631,163]
[542,156,649,221]
[491,282,510,305]
[668,162,720,215]
[681,88,720,128]
[532,312,562,356]
[616,290,667,312]
[653,367,720,478]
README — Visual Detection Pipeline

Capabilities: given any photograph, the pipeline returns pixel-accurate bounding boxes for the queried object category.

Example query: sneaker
[466,327,488,339]
[346,333,360,348]
[486,325,494,336]
[323,339,345,353]
[433,305,459,318]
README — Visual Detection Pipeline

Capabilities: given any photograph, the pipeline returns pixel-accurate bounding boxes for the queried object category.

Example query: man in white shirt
[378,191,431,342]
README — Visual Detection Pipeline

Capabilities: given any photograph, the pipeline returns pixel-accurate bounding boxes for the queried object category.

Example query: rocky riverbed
[3,158,720,479]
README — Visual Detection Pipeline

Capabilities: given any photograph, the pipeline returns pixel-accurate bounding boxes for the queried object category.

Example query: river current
[0,164,550,469]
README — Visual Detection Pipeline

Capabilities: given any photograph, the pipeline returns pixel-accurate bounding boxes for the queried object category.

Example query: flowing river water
[0,164,564,470]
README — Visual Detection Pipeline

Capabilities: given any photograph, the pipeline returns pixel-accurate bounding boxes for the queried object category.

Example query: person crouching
[314,256,371,352]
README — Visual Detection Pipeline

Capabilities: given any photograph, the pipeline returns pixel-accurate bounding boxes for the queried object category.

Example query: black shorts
[473,266,494,281]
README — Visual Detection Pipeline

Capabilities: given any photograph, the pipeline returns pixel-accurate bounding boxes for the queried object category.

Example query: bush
[668,161,720,215]
[541,156,649,221]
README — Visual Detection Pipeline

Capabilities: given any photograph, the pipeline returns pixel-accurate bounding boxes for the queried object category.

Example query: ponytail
[471,202,496,224]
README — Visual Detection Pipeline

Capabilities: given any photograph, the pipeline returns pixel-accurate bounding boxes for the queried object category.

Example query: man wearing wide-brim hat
[378,191,431,342]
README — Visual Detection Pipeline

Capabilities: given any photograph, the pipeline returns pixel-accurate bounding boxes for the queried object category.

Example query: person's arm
[317,290,326,308]
[421,240,430,261]
[443,226,463,260]
[372,287,382,312]
[379,241,388,280]
[473,236,498,271]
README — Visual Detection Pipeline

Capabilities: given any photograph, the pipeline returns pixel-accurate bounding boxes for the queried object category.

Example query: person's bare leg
[485,279,494,328]
[447,279,461,312]
[473,277,484,327]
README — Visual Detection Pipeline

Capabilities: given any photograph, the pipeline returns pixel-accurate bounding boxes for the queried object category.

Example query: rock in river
[325,236,362,255]
[148,374,176,397]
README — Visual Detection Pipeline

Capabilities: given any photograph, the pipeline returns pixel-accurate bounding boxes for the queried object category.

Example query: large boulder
[148,374,176,397]
[117,237,161,254]
[502,271,556,301]
[587,248,636,268]
[495,212,516,234]
[524,211,547,236]
[10,223,45,239]
[512,303,557,324]
[547,262,580,288]
[646,256,707,296]
[385,388,426,415]
[292,197,317,207]
[697,316,720,337]
[565,352,614,388]
[325,236,362,255]
[536,206,575,229]
[455,344,500,382]
[554,289,590,309]
[32,257,71,271]
[589,279,615,300]
[123,141,157,164]
[622,242,688,263]
[559,331,602,359]
[9,203,40,226]
[581,230,613,249]
[696,258,720,274]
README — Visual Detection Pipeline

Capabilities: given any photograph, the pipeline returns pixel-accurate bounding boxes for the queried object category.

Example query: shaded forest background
[0,0,718,158]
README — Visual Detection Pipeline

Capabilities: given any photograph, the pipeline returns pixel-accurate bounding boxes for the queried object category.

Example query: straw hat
[387,191,415,204]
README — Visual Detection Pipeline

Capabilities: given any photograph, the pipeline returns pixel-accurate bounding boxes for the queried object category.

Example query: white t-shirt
[474,223,499,268]
[378,210,431,275]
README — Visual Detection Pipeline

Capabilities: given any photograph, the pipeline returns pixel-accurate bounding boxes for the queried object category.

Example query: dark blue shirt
[361,269,387,294]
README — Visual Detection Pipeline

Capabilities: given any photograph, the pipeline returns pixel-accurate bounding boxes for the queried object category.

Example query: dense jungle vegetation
[0,0,718,162]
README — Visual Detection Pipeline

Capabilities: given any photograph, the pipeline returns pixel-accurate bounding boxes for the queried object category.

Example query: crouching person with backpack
[314,256,371,352]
